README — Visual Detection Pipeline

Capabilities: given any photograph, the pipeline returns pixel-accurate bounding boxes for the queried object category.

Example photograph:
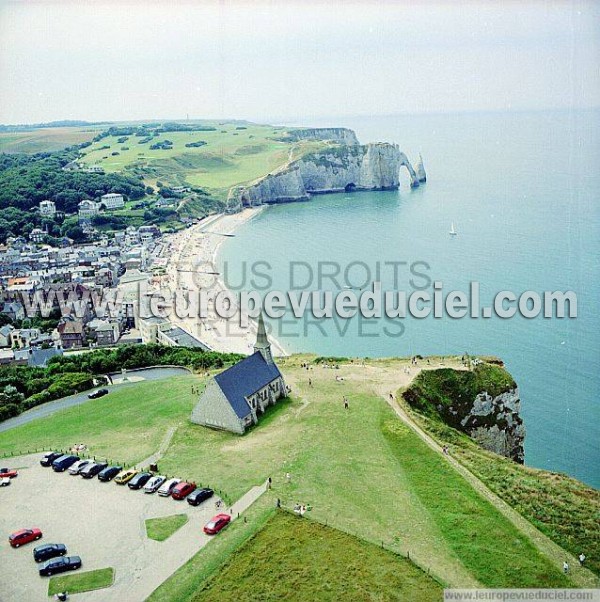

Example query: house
[1,301,25,322]
[39,200,57,217]
[191,315,287,434]
[100,193,125,210]
[29,228,45,243]
[78,200,99,223]
[14,346,63,367]
[87,319,120,346]
[56,319,85,349]
[10,328,41,349]
[0,325,15,347]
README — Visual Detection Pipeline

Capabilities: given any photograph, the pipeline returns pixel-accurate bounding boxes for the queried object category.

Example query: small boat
[449,222,457,236]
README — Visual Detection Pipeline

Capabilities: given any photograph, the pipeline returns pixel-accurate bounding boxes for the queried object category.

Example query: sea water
[219,109,600,488]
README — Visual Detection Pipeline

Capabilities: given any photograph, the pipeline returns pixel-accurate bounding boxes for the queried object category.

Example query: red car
[171,481,196,500]
[203,514,231,535]
[9,528,42,548]
[0,468,18,479]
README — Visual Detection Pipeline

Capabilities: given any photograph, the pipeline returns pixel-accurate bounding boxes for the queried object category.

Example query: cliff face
[402,363,526,463]
[284,127,359,145]
[228,142,422,209]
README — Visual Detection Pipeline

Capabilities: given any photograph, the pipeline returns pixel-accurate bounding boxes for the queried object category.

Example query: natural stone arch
[345,183,356,192]
[398,152,420,188]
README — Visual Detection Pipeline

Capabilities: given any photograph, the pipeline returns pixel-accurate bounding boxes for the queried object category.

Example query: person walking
[267,476,272,490]
[563,561,569,574]
[286,472,291,484]
[579,552,586,567]
[344,397,349,410]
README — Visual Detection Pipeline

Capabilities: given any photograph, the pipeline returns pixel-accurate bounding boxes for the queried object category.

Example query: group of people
[293,503,308,517]
[564,553,587,574]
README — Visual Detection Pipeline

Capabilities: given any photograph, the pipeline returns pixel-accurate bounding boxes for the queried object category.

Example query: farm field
[0,126,100,153]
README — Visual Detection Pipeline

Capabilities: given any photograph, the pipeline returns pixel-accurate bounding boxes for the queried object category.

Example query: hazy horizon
[1,1,599,124]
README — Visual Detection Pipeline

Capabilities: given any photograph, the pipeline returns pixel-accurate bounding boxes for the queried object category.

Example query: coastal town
[0,194,220,368]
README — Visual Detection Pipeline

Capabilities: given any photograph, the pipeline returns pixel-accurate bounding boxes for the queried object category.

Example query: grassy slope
[195,510,443,602]
[0,375,199,465]
[48,568,114,596]
[146,514,189,541]
[400,392,600,578]
[0,127,99,154]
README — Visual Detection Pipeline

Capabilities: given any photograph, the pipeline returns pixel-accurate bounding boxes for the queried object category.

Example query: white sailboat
[449,222,457,236]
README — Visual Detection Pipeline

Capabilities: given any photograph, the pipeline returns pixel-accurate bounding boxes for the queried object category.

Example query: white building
[39,200,56,217]
[100,193,125,210]
[78,200,99,222]
[29,228,45,243]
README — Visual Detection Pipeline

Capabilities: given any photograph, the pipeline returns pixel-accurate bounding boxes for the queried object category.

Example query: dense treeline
[0,151,146,214]
[0,345,243,423]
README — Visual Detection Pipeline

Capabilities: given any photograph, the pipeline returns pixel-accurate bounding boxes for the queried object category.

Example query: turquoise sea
[219,110,600,488]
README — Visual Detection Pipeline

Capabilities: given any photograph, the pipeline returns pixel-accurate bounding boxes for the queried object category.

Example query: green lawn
[146,514,189,541]
[0,375,199,465]
[48,567,114,596]
[194,510,443,602]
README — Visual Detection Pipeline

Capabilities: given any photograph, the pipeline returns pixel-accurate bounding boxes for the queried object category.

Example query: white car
[68,459,93,475]
[0,477,10,487]
[144,475,166,494]
[157,478,181,497]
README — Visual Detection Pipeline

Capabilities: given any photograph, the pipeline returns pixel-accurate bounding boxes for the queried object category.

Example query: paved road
[0,367,191,435]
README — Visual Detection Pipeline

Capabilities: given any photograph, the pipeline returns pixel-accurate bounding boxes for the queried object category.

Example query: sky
[0,1,599,124]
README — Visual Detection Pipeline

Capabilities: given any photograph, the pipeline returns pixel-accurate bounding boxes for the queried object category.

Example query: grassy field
[48,567,114,596]
[195,510,443,602]
[146,514,189,541]
[0,375,199,465]
[77,122,323,197]
[0,126,99,153]
[0,360,583,593]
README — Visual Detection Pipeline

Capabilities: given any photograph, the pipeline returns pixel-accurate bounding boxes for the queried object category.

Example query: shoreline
[163,207,289,357]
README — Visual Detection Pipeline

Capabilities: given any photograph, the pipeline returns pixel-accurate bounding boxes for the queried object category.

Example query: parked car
[97,465,122,482]
[144,475,166,494]
[114,468,138,485]
[0,477,10,487]
[40,452,62,467]
[171,481,196,500]
[39,555,81,577]
[52,455,80,473]
[0,468,18,478]
[8,528,42,548]
[68,459,93,475]
[33,543,67,563]
[128,472,152,490]
[80,462,108,479]
[203,514,231,535]
[157,478,181,497]
[187,488,214,506]
[88,388,109,399]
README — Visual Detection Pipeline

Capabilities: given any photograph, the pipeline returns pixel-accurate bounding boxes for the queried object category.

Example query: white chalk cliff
[227,129,425,210]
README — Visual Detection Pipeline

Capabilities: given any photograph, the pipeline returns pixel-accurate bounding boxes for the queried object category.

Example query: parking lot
[0,453,225,601]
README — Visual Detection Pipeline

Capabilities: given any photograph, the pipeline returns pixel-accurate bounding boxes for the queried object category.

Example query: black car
[187,488,214,506]
[128,472,152,490]
[88,388,109,399]
[80,462,108,479]
[97,465,122,482]
[52,455,80,473]
[33,543,67,563]
[39,555,81,577]
[40,452,62,467]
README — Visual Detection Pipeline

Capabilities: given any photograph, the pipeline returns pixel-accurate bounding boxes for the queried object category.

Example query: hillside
[193,510,442,602]
[2,353,594,600]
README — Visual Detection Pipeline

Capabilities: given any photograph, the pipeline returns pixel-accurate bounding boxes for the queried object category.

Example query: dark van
[51,455,80,473]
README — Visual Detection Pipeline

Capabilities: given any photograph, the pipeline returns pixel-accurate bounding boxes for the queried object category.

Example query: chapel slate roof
[214,351,282,419]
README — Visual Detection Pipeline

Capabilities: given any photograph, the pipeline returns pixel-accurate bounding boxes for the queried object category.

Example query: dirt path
[359,361,600,589]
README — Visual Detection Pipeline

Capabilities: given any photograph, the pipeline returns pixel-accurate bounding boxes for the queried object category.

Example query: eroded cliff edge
[403,360,526,463]
[227,128,425,210]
